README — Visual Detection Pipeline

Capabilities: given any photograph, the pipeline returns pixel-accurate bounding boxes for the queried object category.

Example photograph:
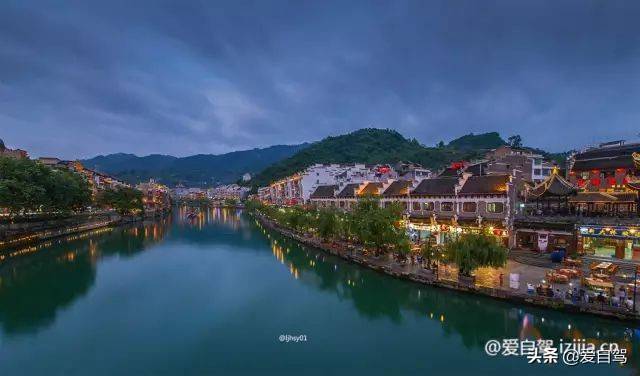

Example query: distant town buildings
[257,140,640,261]
[136,179,171,213]
[264,163,428,206]
[37,157,130,197]
[171,184,249,203]
[207,184,250,201]
[0,139,28,159]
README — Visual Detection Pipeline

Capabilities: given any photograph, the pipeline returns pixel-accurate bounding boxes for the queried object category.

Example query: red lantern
[450,161,465,170]
[607,177,617,186]
[577,178,586,187]
[591,177,601,187]
[377,166,390,174]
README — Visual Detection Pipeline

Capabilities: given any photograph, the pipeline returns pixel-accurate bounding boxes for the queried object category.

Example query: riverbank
[0,208,171,250]
[252,211,640,322]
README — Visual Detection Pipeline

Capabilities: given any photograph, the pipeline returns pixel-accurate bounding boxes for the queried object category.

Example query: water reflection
[253,215,639,370]
[0,218,171,336]
[0,208,638,373]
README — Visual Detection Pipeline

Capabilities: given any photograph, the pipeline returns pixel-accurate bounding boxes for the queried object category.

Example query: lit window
[422,202,434,211]
[462,202,477,212]
[487,202,504,213]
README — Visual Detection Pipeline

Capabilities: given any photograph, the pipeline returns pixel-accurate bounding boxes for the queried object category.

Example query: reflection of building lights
[440,314,445,322]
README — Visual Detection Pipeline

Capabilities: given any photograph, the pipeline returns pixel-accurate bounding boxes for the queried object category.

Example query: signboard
[509,273,520,290]
[579,225,640,240]
[538,233,549,252]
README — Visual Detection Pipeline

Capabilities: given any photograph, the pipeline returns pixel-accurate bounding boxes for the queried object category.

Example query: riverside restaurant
[579,224,640,260]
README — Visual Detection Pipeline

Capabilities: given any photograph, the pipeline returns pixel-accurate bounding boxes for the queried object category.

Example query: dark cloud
[1,0,640,158]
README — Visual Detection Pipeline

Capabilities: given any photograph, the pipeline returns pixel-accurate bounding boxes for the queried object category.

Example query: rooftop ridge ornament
[633,152,640,170]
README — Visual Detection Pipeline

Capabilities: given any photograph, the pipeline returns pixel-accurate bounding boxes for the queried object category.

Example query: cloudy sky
[1,0,640,159]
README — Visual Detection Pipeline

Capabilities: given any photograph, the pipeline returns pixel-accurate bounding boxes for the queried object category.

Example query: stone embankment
[252,212,639,322]
[0,207,171,249]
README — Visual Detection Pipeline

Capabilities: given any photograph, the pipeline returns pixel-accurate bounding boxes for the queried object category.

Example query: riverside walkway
[253,212,640,322]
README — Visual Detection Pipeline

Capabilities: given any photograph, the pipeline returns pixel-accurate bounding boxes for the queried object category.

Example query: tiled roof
[358,182,383,196]
[628,181,640,191]
[382,180,412,197]
[336,183,360,198]
[571,143,640,171]
[569,192,619,203]
[310,185,338,199]
[411,178,458,196]
[458,175,509,195]
[528,173,577,198]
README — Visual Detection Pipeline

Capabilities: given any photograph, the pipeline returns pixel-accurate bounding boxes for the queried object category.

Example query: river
[0,208,637,375]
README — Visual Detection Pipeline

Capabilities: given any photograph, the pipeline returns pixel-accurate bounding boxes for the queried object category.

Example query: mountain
[447,132,505,151]
[82,144,308,186]
[250,128,506,187]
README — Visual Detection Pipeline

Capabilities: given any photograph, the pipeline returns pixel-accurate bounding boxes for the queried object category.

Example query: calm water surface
[0,208,638,375]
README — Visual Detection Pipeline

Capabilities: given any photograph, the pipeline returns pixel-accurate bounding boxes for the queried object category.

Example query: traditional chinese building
[567,141,640,215]
[515,170,578,252]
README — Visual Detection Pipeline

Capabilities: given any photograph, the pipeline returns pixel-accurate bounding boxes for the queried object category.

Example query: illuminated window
[441,202,453,212]
[422,202,434,211]
[487,202,504,213]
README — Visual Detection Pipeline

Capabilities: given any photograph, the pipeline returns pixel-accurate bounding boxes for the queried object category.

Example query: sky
[1,0,640,159]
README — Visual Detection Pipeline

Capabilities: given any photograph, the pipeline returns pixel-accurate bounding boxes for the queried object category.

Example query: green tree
[443,233,507,277]
[350,197,408,252]
[316,208,340,241]
[0,157,91,214]
[507,135,523,148]
[421,240,435,267]
[98,187,143,215]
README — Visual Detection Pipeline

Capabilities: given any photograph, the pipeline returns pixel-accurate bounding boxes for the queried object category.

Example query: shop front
[512,219,576,254]
[515,229,575,253]
[578,225,640,260]
[407,219,509,246]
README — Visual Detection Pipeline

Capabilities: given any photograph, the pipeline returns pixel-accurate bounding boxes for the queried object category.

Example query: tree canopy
[251,129,506,187]
[97,187,143,215]
[443,233,508,277]
[0,157,92,214]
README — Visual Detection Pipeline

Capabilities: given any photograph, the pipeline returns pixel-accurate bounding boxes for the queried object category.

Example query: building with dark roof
[358,182,383,196]
[382,180,412,197]
[336,183,361,198]
[568,141,640,192]
[458,175,510,195]
[411,177,458,196]
[309,185,338,199]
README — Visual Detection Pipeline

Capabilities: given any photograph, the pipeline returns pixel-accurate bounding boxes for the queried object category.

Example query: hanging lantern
[590,177,601,187]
